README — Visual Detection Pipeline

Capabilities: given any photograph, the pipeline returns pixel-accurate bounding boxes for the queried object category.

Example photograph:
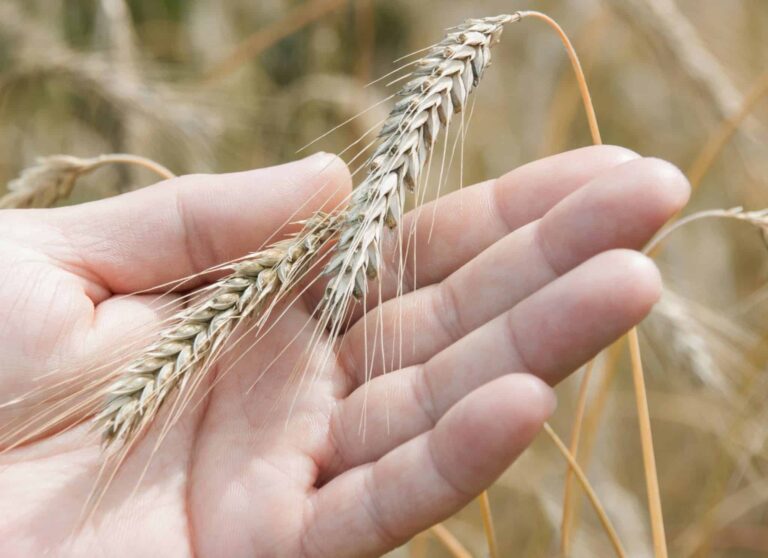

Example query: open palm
[0,147,688,557]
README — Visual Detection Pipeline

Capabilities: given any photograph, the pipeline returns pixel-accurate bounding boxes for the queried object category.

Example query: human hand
[0,146,689,557]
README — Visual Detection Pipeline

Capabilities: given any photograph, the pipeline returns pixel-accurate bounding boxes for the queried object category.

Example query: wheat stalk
[96,212,339,447]
[319,13,520,333]
[0,154,175,209]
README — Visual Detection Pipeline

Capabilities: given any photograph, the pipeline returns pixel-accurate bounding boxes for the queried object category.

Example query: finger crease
[427,432,474,499]
[434,282,466,344]
[533,220,565,278]
[362,466,404,548]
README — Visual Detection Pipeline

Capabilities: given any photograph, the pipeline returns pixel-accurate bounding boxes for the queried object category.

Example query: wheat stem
[0,153,175,209]
[566,341,625,545]
[560,360,595,556]
[541,9,610,155]
[518,11,602,146]
[204,0,349,83]
[628,329,668,558]
[91,154,176,180]
[517,11,626,556]
[429,524,473,558]
[544,422,627,557]
[687,71,768,191]
[524,11,670,556]
[477,490,499,558]
[646,207,768,255]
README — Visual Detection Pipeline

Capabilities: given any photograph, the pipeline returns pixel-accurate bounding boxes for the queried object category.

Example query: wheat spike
[96,213,339,447]
[0,154,175,209]
[319,14,520,332]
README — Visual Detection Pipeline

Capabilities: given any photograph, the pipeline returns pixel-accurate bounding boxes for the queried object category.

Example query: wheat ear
[0,154,175,209]
[96,212,339,447]
[319,13,520,333]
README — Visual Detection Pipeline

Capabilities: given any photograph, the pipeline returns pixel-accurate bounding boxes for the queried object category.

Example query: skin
[0,146,689,557]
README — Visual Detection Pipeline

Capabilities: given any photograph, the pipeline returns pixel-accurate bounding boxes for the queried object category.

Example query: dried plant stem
[429,524,473,558]
[409,532,429,558]
[687,71,768,191]
[527,11,669,556]
[518,11,629,556]
[355,0,375,82]
[477,490,499,558]
[85,154,176,181]
[542,9,610,155]
[518,11,602,145]
[646,207,768,255]
[1,153,175,209]
[543,423,627,557]
[568,342,625,541]
[611,0,761,132]
[560,360,595,556]
[204,0,349,83]
[628,329,668,558]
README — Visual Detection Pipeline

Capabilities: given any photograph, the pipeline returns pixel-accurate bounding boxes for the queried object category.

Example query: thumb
[25,152,351,294]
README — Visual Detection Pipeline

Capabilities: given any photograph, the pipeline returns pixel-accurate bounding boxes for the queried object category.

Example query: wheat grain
[319,13,520,333]
[0,154,175,209]
[96,212,339,447]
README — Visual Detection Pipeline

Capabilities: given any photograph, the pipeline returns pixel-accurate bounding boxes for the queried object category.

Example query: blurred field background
[2,0,768,556]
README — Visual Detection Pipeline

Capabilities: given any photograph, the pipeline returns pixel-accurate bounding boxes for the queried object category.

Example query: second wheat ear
[97,212,339,447]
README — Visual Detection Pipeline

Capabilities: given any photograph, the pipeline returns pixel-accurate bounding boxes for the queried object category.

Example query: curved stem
[430,524,473,558]
[686,73,768,191]
[560,360,595,555]
[91,154,176,180]
[544,423,627,557]
[518,11,602,146]
[519,11,668,558]
[644,209,746,255]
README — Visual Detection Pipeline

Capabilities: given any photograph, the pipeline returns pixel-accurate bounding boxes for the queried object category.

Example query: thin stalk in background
[629,329,668,558]
[544,423,627,557]
[560,360,595,556]
[519,10,668,558]
[0,153,175,209]
[687,71,768,191]
[478,490,499,558]
[204,0,349,83]
[430,524,473,558]
[565,340,625,545]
